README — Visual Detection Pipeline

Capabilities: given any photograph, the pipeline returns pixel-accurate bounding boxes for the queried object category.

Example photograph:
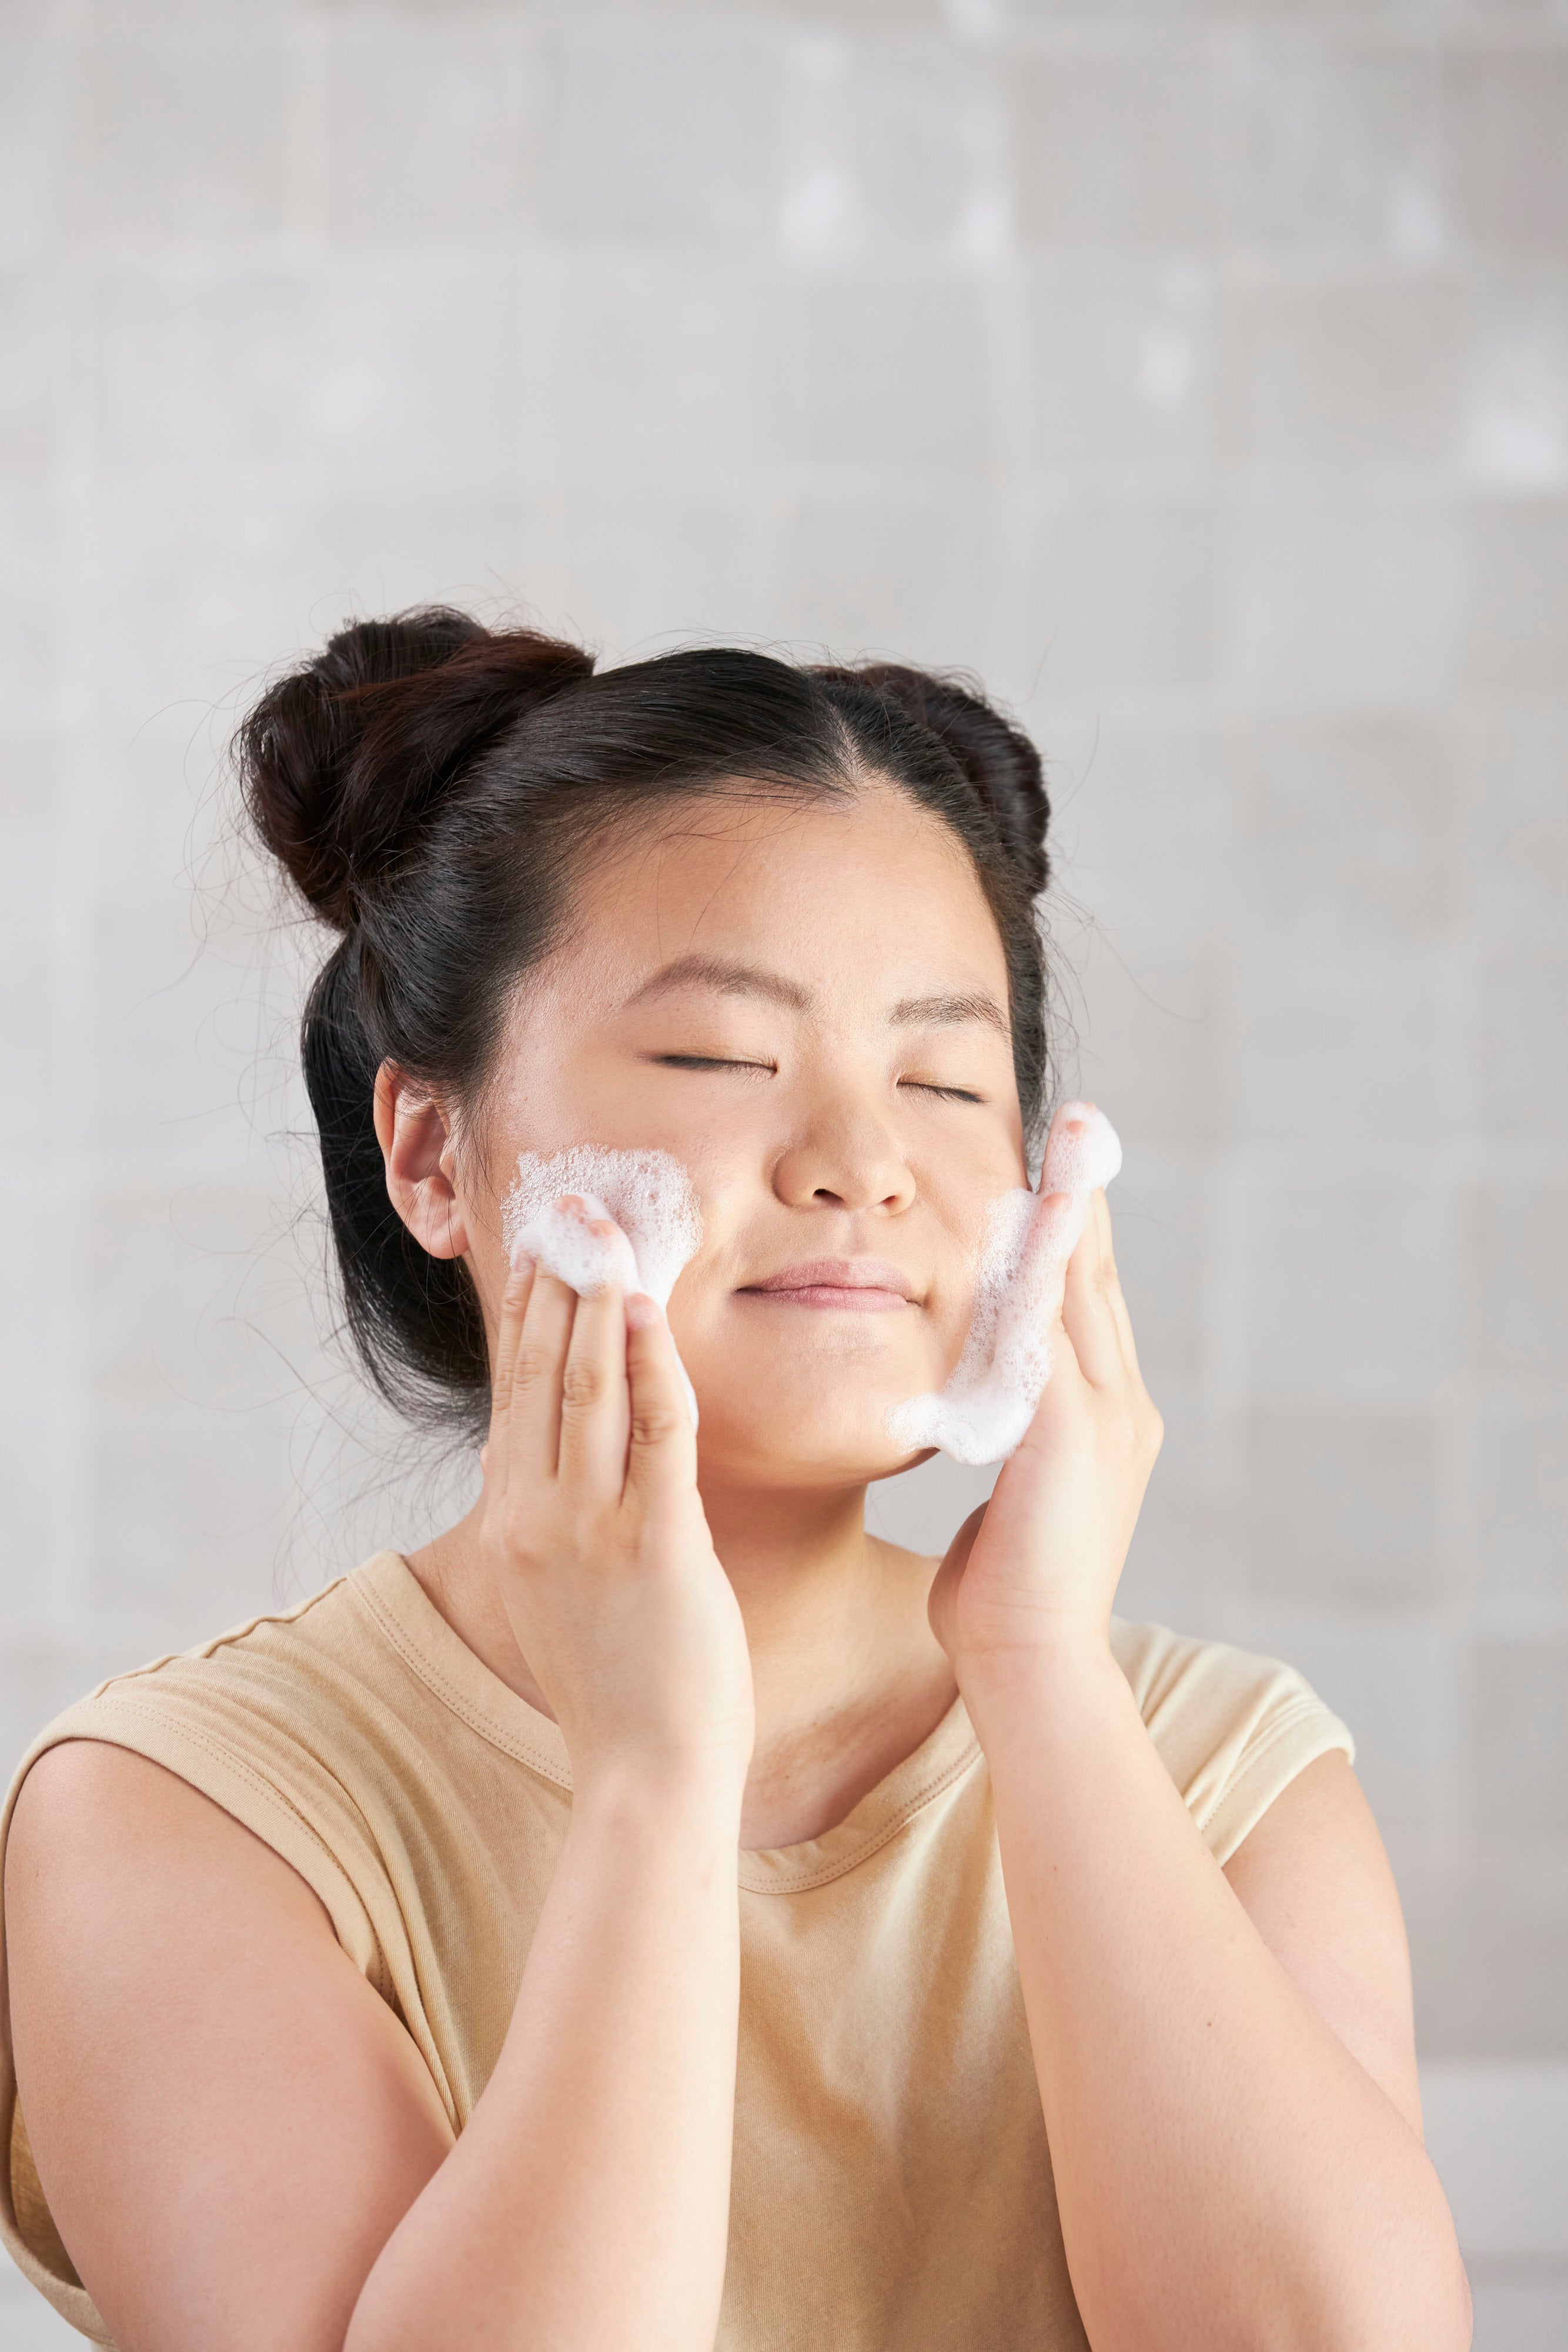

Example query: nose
[771,1097,917,1217]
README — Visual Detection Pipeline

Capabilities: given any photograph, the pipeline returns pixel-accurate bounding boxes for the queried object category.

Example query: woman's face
[464,780,1028,1490]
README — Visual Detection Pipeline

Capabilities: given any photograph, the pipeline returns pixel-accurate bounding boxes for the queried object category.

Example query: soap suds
[887,1102,1123,1467]
[501,1147,704,1428]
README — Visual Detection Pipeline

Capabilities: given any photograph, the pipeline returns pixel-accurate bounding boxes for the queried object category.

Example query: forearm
[346,1765,744,2352]
[968,1641,1467,2352]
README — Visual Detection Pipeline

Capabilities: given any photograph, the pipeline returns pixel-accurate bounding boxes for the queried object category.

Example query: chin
[690,1387,932,1492]
[677,1317,953,1488]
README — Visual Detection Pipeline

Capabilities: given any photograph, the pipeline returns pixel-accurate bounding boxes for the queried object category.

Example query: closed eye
[651,1054,776,1074]
[652,1055,981,1102]
[902,1081,985,1104]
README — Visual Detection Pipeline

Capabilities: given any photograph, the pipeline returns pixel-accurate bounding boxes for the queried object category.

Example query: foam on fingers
[886,1102,1123,1468]
[500,1147,705,1429]
[512,1193,640,1299]
[1040,1100,1122,1204]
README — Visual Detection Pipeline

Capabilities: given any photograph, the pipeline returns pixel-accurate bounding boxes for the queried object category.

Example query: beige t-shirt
[0,1549,1353,2349]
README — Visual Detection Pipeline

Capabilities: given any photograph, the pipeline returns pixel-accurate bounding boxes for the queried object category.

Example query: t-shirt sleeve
[1109,1619,1356,1867]
[5,1684,390,1992]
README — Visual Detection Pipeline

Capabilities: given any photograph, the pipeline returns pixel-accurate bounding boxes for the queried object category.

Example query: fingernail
[624,1292,661,1331]
[508,1245,536,1278]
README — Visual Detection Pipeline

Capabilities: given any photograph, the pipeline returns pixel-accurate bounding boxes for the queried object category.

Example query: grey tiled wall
[2,1,1566,2318]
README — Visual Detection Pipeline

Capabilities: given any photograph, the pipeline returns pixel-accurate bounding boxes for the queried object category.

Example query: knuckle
[512,1341,554,1393]
[561,1360,606,1412]
[480,1520,537,1579]
[631,1405,680,1448]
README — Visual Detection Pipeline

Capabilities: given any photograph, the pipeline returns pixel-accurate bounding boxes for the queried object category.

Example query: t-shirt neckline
[352,1549,985,1896]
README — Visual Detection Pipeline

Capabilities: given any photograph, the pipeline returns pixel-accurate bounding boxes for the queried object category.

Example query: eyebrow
[888,989,1010,1038]
[626,954,813,1013]
[626,954,1009,1035]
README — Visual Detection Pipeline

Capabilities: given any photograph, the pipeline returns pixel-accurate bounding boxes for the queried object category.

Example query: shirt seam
[351,1576,573,1789]
[83,1575,353,1699]
[1192,1693,1352,1839]
[740,1742,985,1894]
[354,1574,985,1891]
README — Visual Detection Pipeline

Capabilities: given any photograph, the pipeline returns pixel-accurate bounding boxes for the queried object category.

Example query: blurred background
[2,0,1566,2342]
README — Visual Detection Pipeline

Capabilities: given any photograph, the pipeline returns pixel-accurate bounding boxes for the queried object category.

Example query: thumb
[928,1502,988,1658]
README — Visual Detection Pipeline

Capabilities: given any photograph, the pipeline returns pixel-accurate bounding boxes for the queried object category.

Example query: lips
[737,1257,917,1313]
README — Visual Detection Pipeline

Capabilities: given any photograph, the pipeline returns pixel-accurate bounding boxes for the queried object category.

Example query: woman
[1,612,1469,2351]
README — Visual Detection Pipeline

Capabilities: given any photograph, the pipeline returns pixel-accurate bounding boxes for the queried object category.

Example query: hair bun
[825,663,1050,899]
[237,607,594,930]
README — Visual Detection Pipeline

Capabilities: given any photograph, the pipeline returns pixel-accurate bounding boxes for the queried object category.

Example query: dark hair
[237,609,1056,1440]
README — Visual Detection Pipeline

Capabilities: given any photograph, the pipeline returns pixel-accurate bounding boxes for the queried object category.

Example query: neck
[701,1475,912,1718]
[406,1466,959,1847]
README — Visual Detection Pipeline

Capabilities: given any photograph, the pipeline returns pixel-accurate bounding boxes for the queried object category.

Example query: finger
[510,1267,579,1482]
[622,1295,698,1506]
[1061,1185,1125,1391]
[557,1251,632,1491]
[1011,1190,1092,1402]
[486,1255,537,1505]
[1091,1185,1143,1381]
[1039,1097,1097,1197]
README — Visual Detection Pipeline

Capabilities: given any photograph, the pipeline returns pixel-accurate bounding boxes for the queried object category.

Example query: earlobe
[374,1063,471,1262]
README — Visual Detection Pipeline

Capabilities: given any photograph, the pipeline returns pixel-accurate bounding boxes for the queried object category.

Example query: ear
[373,1061,472,1262]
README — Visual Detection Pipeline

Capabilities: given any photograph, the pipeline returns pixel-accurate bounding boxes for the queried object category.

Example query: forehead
[561,780,1009,1006]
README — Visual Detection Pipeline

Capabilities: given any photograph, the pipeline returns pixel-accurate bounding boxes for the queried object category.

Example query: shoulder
[2,1556,422,1999]
[2,1563,364,1940]
[8,1551,413,1809]
[12,1566,380,1786]
[1108,1616,1355,1867]
[1224,1748,1424,2133]
[7,1736,333,1954]
[76,1560,376,1710]
[1108,1623,1421,2129]
[8,1731,314,1864]
[1109,1613,1342,1732]
[4,1740,453,2352]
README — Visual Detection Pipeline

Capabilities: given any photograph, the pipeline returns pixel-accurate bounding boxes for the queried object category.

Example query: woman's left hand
[928,1115,1165,1686]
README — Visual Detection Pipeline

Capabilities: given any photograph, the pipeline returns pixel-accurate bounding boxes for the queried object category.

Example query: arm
[351,1253,754,2352]
[969,1662,1467,2352]
[928,1121,1470,2352]
[348,1750,742,2352]
[7,1248,755,2352]
[8,1736,741,2352]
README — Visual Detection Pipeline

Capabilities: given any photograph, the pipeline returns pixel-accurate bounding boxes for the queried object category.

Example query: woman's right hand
[477,1205,755,1795]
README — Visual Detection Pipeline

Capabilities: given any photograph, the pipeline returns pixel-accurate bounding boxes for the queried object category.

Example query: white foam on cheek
[886,1102,1124,1468]
[502,1147,702,1301]
[513,1194,640,1299]
[500,1147,704,1428]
